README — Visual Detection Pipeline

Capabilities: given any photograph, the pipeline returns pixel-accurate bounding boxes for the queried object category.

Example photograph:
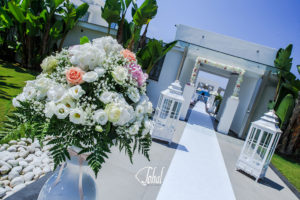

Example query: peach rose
[121,49,136,62]
[66,67,84,85]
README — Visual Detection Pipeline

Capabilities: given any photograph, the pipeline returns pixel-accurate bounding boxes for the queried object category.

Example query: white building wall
[147,48,183,107]
[216,75,238,121]
[62,25,108,48]
[231,75,260,133]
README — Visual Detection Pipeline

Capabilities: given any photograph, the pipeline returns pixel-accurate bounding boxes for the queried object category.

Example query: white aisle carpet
[156,101,236,200]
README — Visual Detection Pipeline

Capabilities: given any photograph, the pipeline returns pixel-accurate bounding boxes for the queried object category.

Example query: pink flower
[125,63,147,86]
[121,49,136,62]
[66,67,85,85]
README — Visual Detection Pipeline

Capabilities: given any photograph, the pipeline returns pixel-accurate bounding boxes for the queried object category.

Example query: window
[149,56,166,81]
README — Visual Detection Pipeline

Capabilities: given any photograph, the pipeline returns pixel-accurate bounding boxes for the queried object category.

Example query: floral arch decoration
[190,57,245,97]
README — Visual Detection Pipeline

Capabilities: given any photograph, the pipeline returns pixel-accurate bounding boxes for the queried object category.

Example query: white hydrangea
[69,85,85,99]
[142,120,153,135]
[35,77,52,98]
[69,43,105,70]
[12,94,26,107]
[69,108,86,125]
[23,86,37,100]
[92,36,123,55]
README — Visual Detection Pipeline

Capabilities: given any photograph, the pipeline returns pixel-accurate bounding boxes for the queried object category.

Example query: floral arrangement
[192,57,245,97]
[8,36,153,175]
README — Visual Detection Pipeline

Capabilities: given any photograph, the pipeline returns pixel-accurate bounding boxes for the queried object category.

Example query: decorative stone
[17,147,26,152]
[13,183,25,192]
[7,146,17,152]
[19,150,29,158]
[0,165,11,175]
[25,155,34,162]
[25,180,34,185]
[32,142,41,149]
[35,150,42,157]
[0,175,8,181]
[11,166,22,174]
[42,166,51,174]
[17,141,27,146]
[2,180,9,186]
[0,160,12,168]
[8,170,19,180]
[19,160,28,168]
[42,158,50,164]
[23,165,34,173]
[8,140,17,145]
[24,172,34,182]
[33,167,43,179]
[0,187,6,198]
[28,146,35,153]
[10,176,24,187]
[5,185,12,192]
[7,160,18,167]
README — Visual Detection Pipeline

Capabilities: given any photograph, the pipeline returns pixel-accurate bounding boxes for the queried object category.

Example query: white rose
[93,109,108,125]
[47,85,66,101]
[112,66,128,84]
[83,71,98,83]
[99,91,117,104]
[94,67,106,77]
[105,103,121,123]
[54,104,69,119]
[69,85,85,99]
[116,105,134,126]
[69,108,86,125]
[127,87,140,103]
[44,101,56,118]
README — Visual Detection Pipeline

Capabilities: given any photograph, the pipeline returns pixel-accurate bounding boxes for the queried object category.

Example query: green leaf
[137,39,177,74]
[8,1,25,23]
[21,0,31,10]
[133,0,157,27]
[101,0,121,25]
[274,44,293,76]
[80,36,89,44]
[297,65,300,74]
[49,20,63,39]
[75,3,89,20]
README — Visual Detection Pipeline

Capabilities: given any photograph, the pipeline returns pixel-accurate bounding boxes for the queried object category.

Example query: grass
[271,153,300,191]
[0,59,37,123]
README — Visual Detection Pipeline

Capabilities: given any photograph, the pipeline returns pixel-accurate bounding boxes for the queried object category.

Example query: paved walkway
[156,101,236,200]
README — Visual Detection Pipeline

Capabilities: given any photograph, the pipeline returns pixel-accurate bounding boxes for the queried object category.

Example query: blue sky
[142,0,300,78]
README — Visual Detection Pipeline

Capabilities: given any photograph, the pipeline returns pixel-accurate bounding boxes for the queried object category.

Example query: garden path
[156,101,236,200]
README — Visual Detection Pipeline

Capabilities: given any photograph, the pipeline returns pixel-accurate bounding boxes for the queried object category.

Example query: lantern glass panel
[244,127,256,156]
[175,103,182,119]
[157,95,163,108]
[160,99,172,119]
[170,101,178,119]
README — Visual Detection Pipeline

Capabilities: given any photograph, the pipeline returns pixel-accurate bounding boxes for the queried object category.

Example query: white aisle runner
[156,101,236,200]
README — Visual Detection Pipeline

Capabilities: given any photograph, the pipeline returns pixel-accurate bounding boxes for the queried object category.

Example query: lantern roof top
[161,80,185,102]
[252,110,282,133]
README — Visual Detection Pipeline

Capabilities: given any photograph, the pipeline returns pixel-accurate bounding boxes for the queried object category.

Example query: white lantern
[236,110,282,181]
[152,80,184,144]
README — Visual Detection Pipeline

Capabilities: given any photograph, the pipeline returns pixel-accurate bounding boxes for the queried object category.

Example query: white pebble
[10,176,24,187]
[19,160,28,168]
[23,165,34,173]
[0,187,6,198]
[24,172,34,182]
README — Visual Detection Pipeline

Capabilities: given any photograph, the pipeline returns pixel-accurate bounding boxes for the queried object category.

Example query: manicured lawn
[271,154,300,191]
[0,59,37,123]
